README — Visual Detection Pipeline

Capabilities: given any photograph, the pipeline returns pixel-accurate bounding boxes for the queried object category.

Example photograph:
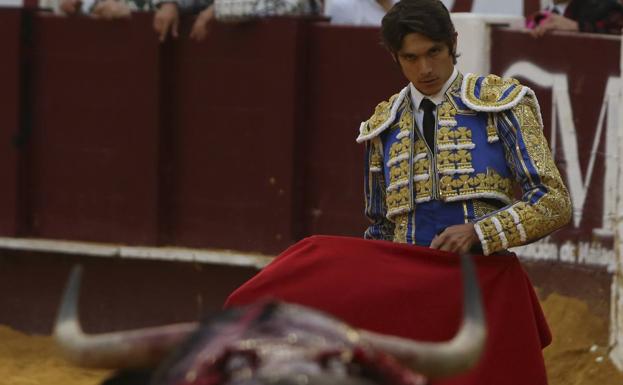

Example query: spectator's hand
[59,0,83,15]
[91,0,131,19]
[430,223,479,254]
[154,2,179,42]
[531,14,579,38]
[190,5,215,41]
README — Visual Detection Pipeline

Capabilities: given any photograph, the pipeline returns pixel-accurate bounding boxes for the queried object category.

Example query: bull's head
[54,255,486,385]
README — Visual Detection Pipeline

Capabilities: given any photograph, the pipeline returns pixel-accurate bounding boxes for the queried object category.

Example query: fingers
[430,234,442,250]
[153,12,162,32]
[429,231,470,253]
[60,0,81,15]
[92,0,129,19]
[172,18,179,38]
[190,25,205,41]
[158,23,169,43]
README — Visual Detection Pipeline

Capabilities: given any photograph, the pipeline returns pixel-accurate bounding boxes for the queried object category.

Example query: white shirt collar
[410,67,458,110]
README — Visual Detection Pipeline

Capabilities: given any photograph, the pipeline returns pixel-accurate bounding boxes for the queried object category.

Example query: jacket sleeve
[473,94,572,255]
[363,138,395,241]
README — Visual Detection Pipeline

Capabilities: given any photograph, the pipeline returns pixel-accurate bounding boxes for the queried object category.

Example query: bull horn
[359,254,486,378]
[53,266,199,369]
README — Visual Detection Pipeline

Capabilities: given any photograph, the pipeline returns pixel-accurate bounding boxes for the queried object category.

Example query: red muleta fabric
[225,235,551,385]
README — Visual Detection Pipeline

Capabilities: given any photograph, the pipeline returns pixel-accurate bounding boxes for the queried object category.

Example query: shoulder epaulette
[460,73,530,112]
[356,86,409,143]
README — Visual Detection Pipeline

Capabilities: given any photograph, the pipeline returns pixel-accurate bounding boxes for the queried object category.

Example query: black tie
[420,98,436,151]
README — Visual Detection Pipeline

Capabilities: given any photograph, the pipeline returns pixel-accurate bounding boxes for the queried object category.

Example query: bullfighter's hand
[430,223,479,254]
[531,14,579,38]
[91,0,131,19]
[153,2,179,42]
[190,5,215,41]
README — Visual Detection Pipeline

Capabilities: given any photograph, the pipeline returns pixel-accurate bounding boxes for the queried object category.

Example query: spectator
[153,0,211,42]
[58,0,150,19]
[527,0,623,37]
[187,0,321,41]
[325,0,398,26]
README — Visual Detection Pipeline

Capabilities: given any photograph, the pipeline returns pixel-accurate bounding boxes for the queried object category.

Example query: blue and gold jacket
[357,73,571,255]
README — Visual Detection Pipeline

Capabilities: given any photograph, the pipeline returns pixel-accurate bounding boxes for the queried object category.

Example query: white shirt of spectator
[214,0,320,20]
[547,1,569,15]
[324,0,399,26]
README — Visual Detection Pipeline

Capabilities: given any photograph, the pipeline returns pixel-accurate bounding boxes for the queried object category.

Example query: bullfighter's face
[396,32,456,96]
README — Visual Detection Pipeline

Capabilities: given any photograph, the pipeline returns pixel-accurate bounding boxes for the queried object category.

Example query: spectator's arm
[91,0,131,19]
[529,14,578,38]
[190,4,215,41]
[58,0,83,15]
[153,0,179,42]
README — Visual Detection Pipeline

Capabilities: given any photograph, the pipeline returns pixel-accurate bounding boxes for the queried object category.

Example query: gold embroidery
[439,168,513,200]
[463,74,524,109]
[399,106,413,132]
[438,126,473,148]
[414,157,429,174]
[415,177,432,201]
[485,74,505,86]
[414,139,427,154]
[438,100,457,118]
[370,139,383,171]
[496,211,522,245]
[438,127,456,147]
[486,113,498,142]
[511,97,571,241]
[437,149,473,173]
[393,214,408,243]
[486,235,504,254]
[386,186,411,217]
[475,95,571,254]
[389,160,410,185]
[388,137,410,159]
[473,200,499,218]
[455,127,472,145]
[368,93,400,130]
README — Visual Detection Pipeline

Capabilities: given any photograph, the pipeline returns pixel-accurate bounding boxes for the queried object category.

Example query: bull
[53,254,486,385]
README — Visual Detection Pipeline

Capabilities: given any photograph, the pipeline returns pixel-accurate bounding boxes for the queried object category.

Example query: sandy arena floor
[2,293,623,385]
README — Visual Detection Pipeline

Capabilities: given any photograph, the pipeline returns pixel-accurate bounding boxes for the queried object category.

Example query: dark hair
[381,0,458,63]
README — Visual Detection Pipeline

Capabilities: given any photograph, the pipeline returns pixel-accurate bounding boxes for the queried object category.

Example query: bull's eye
[323,356,348,376]
[318,352,349,377]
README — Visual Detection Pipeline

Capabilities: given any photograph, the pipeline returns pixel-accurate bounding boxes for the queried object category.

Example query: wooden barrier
[161,18,309,253]
[0,9,21,237]
[26,14,161,245]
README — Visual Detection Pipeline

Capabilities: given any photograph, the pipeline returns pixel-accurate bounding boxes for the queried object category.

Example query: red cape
[225,235,550,385]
